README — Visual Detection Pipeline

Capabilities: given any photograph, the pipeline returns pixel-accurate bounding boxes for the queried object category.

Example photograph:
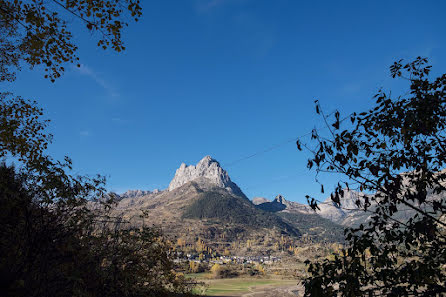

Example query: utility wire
[223,132,312,168]
[223,111,354,168]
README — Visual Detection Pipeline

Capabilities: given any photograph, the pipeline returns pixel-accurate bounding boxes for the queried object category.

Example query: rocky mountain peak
[168,155,245,197]
[119,189,152,199]
[316,189,367,222]
[198,155,213,165]
[274,194,286,204]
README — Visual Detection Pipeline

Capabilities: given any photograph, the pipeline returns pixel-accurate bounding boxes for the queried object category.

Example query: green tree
[0,2,195,296]
[0,163,192,297]
[299,57,446,296]
[0,0,142,82]
[0,92,194,296]
[0,0,143,207]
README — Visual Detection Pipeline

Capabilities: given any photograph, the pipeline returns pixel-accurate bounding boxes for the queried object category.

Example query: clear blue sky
[8,0,446,202]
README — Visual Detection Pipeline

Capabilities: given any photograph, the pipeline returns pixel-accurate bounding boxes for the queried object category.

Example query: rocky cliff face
[168,156,246,197]
[316,190,369,223]
[257,194,313,213]
[119,189,154,199]
[255,191,369,226]
[274,194,287,205]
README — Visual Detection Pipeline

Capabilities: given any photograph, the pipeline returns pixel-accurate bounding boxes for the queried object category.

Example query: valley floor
[189,274,303,297]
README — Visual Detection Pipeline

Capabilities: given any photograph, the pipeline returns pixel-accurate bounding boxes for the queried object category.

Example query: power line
[223,132,312,168]
[223,111,354,168]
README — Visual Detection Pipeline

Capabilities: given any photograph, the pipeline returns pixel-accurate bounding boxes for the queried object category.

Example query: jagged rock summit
[256,194,288,212]
[119,189,153,199]
[274,194,286,204]
[168,155,246,197]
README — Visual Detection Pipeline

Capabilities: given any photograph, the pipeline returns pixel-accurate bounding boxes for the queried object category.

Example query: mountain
[316,190,368,223]
[111,155,366,246]
[182,189,300,237]
[119,189,155,199]
[254,190,372,225]
[256,194,314,214]
[254,190,374,228]
[104,156,446,257]
[111,156,306,256]
[319,186,446,227]
[252,197,270,205]
[255,194,344,242]
[168,155,245,197]
[278,211,345,242]
[266,185,446,228]
[256,195,287,212]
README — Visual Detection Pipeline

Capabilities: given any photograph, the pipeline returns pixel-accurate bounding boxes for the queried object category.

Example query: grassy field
[188,274,299,296]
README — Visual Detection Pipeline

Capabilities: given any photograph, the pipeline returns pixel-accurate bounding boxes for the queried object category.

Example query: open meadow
[189,273,303,296]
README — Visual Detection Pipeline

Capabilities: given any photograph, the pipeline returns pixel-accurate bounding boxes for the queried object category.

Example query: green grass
[189,275,297,296]
[185,272,212,279]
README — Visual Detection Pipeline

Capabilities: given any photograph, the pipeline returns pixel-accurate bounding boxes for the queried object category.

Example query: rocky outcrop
[260,190,371,224]
[119,189,153,199]
[252,197,270,205]
[274,194,286,204]
[168,156,246,198]
[264,195,311,214]
[316,190,368,223]
[256,195,286,212]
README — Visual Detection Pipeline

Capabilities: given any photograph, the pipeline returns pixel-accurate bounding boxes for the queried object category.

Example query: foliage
[0,2,192,296]
[210,263,222,276]
[300,57,446,296]
[189,261,206,274]
[0,91,105,206]
[86,218,192,296]
[0,163,193,297]
[182,190,301,237]
[0,53,193,297]
[278,212,344,243]
[210,263,238,279]
[0,92,49,161]
[256,200,286,212]
[0,0,142,82]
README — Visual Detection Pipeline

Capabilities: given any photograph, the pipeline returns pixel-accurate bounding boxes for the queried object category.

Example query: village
[179,254,281,266]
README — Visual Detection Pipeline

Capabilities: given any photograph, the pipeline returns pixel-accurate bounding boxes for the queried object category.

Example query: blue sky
[8,0,446,202]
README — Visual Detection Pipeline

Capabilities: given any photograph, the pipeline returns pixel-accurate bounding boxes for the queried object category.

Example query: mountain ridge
[109,156,347,257]
[168,155,246,198]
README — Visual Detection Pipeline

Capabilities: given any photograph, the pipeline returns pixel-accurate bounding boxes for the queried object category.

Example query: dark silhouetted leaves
[302,58,446,296]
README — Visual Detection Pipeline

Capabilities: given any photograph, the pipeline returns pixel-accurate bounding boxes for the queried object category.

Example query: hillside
[109,156,437,258]
[110,157,363,251]
[255,194,344,242]
[278,212,344,242]
[110,157,308,256]
[183,190,300,237]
